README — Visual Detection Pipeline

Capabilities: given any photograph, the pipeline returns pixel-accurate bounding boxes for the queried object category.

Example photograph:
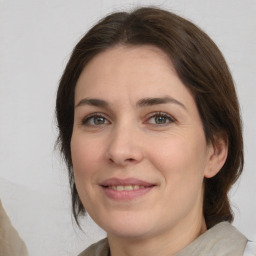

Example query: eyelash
[81,113,110,126]
[146,112,175,126]
[81,111,175,127]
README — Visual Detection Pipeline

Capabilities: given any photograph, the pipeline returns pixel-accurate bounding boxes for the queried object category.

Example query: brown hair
[56,7,243,228]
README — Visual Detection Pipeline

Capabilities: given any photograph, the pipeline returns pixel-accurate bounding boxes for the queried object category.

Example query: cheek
[148,133,207,190]
[71,135,103,180]
[70,134,105,212]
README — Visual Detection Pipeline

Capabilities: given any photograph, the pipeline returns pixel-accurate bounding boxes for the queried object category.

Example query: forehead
[75,45,194,107]
[80,45,174,79]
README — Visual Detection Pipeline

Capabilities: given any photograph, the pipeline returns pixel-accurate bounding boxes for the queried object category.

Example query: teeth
[117,186,125,191]
[110,185,145,191]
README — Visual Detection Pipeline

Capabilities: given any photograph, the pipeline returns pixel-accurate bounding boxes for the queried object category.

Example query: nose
[105,123,144,166]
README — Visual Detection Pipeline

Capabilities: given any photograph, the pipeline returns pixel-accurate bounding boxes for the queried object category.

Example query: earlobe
[204,134,228,178]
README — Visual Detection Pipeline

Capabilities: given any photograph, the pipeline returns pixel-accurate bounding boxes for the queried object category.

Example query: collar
[175,222,248,256]
[79,222,247,256]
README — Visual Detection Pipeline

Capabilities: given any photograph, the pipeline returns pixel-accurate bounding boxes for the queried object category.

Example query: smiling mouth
[100,178,156,200]
[103,185,151,191]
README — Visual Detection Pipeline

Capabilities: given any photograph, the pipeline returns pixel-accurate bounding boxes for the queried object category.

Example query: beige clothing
[78,222,249,256]
[0,200,28,256]
[176,222,247,256]
[79,238,109,256]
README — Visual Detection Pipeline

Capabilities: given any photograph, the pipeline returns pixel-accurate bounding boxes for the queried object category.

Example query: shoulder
[78,238,109,256]
[176,222,248,256]
[244,241,256,256]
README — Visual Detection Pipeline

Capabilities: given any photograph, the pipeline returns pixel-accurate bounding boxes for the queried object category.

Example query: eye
[82,113,110,126]
[147,112,175,125]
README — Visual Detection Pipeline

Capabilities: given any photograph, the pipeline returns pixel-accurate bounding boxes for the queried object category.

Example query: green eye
[93,116,106,125]
[154,115,168,124]
[82,114,109,126]
[148,112,174,125]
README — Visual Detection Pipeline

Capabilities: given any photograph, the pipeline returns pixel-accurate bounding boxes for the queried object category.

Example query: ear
[204,132,228,178]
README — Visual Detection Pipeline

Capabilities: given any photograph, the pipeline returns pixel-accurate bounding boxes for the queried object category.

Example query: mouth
[104,185,150,191]
[99,178,156,200]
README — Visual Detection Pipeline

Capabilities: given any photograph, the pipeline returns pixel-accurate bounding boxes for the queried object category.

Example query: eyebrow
[75,96,186,110]
[136,96,186,110]
[75,98,109,108]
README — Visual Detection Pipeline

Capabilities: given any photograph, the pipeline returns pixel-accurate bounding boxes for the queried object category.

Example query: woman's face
[71,45,216,240]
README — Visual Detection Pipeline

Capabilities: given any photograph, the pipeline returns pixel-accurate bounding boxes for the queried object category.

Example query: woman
[56,7,255,256]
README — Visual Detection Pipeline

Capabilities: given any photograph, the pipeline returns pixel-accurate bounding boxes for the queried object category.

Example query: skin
[71,45,227,256]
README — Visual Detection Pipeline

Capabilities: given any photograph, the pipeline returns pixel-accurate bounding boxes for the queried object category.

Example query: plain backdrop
[0,0,255,255]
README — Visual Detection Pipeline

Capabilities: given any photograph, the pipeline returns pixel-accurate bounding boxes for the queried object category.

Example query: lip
[100,178,155,187]
[99,178,156,201]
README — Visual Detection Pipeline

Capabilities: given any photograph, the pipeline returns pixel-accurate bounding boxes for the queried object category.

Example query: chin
[98,212,157,240]
[106,225,153,240]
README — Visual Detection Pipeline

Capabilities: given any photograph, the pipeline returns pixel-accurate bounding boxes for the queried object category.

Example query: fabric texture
[175,222,247,256]
[0,199,28,256]
[78,222,250,256]
[78,238,109,256]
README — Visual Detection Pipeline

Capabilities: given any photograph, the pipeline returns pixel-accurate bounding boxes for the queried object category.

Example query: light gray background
[0,0,255,255]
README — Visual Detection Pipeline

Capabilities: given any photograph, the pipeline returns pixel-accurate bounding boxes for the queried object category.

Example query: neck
[108,216,207,256]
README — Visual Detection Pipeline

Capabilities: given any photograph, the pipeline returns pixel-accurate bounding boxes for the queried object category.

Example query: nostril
[108,157,135,165]
[121,158,135,162]
[108,158,114,163]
